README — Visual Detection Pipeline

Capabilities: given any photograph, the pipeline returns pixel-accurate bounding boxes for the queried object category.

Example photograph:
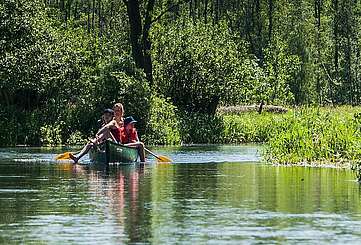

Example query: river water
[0,145,361,244]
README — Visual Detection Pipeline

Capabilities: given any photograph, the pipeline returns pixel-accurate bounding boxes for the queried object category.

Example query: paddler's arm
[96,120,115,137]
[133,129,140,143]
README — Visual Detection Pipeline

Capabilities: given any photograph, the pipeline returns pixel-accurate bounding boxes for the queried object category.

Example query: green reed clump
[264,107,361,165]
[180,113,225,144]
[222,113,281,143]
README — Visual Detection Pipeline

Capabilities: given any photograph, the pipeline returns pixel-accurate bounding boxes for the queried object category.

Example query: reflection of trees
[0,163,90,230]
[173,163,219,201]
[171,163,219,226]
[4,159,361,243]
[216,164,361,214]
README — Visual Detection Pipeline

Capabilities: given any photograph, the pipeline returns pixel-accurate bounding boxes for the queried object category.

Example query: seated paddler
[120,116,146,162]
[70,108,115,164]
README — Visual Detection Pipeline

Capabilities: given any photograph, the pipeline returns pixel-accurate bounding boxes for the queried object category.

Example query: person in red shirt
[120,116,146,162]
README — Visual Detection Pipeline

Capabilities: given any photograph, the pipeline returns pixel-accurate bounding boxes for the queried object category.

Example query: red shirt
[110,127,121,142]
[120,127,138,144]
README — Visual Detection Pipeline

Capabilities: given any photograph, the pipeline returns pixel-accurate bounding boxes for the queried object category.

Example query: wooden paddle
[56,129,116,161]
[144,148,172,163]
[55,150,80,160]
[55,137,97,161]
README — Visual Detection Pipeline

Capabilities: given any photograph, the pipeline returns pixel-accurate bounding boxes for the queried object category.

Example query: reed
[222,106,361,167]
[263,107,361,166]
[222,112,280,143]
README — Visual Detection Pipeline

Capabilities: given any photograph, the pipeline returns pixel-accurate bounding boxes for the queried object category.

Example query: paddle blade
[55,152,72,160]
[156,155,173,163]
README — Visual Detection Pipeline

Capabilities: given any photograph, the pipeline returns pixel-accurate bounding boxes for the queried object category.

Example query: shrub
[40,123,63,146]
[66,131,87,145]
[180,113,224,144]
[143,95,181,145]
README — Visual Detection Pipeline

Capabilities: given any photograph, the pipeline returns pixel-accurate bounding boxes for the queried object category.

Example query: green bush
[0,107,43,146]
[0,107,17,146]
[143,95,181,145]
[66,130,88,146]
[40,123,63,146]
[152,20,252,114]
[179,113,224,144]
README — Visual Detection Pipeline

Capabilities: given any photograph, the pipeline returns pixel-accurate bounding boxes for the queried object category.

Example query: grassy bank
[3,98,361,170]
[220,106,361,168]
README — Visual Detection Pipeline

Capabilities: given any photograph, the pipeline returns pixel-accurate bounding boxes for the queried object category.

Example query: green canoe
[89,140,139,164]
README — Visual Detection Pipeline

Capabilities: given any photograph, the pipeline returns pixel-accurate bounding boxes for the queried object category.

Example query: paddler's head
[124,116,137,131]
[113,103,124,119]
[102,108,114,124]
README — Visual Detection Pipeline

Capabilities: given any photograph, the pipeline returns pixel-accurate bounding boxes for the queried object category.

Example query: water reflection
[1,145,361,243]
[70,163,153,243]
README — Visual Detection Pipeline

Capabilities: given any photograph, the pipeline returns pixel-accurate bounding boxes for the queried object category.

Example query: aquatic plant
[222,113,279,143]
[264,107,361,166]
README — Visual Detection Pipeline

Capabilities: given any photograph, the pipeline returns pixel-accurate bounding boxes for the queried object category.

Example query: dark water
[0,145,361,244]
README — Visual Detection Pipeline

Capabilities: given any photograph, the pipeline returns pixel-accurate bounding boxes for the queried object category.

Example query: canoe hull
[89,140,139,164]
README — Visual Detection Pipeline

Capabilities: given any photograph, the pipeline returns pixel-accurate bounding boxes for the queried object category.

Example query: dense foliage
[143,95,181,145]
[1,0,361,147]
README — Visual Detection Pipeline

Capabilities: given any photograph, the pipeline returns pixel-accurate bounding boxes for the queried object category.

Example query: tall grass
[221,106,361,166]
[264,107,361,165]
[222,113,278,143]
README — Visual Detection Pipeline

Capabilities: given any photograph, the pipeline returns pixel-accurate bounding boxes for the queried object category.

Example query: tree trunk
[315,0,322,104]
[215,0,219,22]
[109,0,114,31]
[356,47,360,104]
[87,0,91,32]
[125,0,145,70]
[92,0,95,31]
[333,0,339,78]
[189,0,193,18]
[268,0,273,44]
[204,0,208,23]
[255,0,263,63]
[74,0,78,19]
[142,0,156,86]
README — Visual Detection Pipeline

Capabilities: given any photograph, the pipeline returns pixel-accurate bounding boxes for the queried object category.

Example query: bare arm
[134,129,140,143]
[96,120,116,137]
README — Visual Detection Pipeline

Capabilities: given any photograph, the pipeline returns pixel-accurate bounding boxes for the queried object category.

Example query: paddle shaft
[144,148,161,160]
[109,130,117,142]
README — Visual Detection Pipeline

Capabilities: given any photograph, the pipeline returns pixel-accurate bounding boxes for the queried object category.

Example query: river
[0,145,360,244]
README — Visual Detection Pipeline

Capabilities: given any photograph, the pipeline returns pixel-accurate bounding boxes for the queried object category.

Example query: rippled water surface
[1,145,361,244]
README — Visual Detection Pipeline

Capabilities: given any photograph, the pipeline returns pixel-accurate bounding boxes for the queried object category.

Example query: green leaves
[152,20,246,114]
[143,95,181,145]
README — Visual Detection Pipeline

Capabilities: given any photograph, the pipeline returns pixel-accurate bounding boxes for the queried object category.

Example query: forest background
[1,0,361,148]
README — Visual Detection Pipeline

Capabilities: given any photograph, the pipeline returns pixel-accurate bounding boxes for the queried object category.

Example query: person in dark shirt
[70,103,124,164]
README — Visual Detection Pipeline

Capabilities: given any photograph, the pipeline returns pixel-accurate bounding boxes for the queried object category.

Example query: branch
[150,0,190,25]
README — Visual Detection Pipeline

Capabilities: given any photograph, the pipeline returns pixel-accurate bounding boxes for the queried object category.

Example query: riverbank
[219,106,361,171]
[3,103,361,173]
